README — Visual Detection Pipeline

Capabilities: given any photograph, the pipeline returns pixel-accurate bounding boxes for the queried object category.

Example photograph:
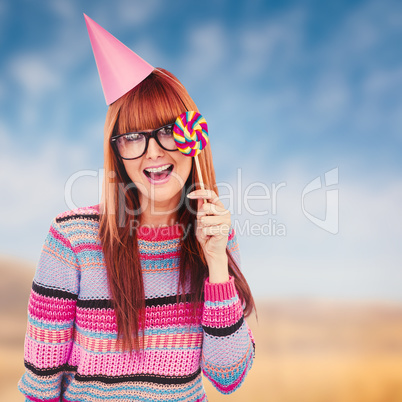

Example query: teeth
[144,164,171,173]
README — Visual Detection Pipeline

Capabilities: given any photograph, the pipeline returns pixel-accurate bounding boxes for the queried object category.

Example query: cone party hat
[84,14,154,105]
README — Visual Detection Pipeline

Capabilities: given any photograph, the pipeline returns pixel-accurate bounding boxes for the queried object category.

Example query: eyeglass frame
[110,123,179,160]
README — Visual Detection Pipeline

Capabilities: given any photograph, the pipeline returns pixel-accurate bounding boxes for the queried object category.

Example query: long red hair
[99,68,255,351]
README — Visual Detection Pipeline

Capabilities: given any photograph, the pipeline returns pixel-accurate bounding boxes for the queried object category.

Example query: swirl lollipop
[174,111,209,194]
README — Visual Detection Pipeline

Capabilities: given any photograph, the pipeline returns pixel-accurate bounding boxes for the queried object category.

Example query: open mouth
[143,164,174,182]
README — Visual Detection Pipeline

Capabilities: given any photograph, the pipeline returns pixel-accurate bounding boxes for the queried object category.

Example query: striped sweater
[18,204,255,402]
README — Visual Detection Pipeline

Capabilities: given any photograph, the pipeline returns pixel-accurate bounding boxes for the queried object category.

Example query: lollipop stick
[194,155,207,205]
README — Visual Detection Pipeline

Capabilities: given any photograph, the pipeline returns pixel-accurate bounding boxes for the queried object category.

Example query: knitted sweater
[18,204,255,402]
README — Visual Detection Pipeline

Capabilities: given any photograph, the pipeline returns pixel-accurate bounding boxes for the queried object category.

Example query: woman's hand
[187,189,231,283]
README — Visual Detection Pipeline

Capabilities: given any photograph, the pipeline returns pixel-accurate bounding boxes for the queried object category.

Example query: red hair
[99,68,255,351]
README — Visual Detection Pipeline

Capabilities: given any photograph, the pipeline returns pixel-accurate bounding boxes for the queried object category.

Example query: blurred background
[1,0,402,401]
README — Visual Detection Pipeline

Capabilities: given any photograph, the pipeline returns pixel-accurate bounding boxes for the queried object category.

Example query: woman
[18,17,255,402]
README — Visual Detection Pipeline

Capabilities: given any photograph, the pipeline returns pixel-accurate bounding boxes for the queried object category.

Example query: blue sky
[1,0,401,301]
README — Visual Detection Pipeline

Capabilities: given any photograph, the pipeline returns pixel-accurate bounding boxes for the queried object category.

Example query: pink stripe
[145,304,201,328]
[30,290,76,308]
[70,348,201,377]
[228,227,235,240]
[27,396,60,402]
[72,243,103,254]
[204,276,237,302]
[55,205,99,220]
[49,226,72,249]
[24,337,72,369]
[76,304,202,332]
[140,251,180,261]
[76,307,116,332]
[137,224,183,241]
[29,290,76,322]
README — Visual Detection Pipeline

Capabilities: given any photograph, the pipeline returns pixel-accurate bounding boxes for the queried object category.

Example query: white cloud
[309,74,350,118]
[346,67,402,138]
[116,0,163,26]
[127,38,164,68]
[308,1,402,139]
[47,1,77,19]
[315,0,402,72]
[236,8,305,77]
[224,0,402,147]
[0,132,102,262]
[0,135,100,229]
[0,122,11,156]
[8,6,89,83]
[363,67,402,96]
[276,74,352,140]
[8,54,61,98]
[180,22,229,81]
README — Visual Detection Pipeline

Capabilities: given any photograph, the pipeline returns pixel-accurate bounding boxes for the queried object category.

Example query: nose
[145,137,164,159]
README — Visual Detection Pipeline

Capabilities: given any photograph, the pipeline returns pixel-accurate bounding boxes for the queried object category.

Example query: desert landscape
[1,255,402,402]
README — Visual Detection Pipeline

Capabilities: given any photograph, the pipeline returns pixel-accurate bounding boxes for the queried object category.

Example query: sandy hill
[0,256,35,309]
[0,255,35,345]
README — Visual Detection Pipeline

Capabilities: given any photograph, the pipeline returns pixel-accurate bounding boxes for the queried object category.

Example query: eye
[124,133,144,142]
[159,126,173,137]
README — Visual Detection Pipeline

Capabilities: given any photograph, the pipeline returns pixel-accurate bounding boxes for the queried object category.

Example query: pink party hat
[84,14,154,105]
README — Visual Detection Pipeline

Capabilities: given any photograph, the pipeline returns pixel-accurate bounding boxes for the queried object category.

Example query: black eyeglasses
[110,123,178,160]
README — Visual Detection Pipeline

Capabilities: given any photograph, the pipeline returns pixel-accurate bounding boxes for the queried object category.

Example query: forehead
[118,108,181,134]
[135,122,174,133]
[117,90,186,134]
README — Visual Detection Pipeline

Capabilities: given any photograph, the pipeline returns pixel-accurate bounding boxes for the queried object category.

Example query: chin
[143,187,184,206]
